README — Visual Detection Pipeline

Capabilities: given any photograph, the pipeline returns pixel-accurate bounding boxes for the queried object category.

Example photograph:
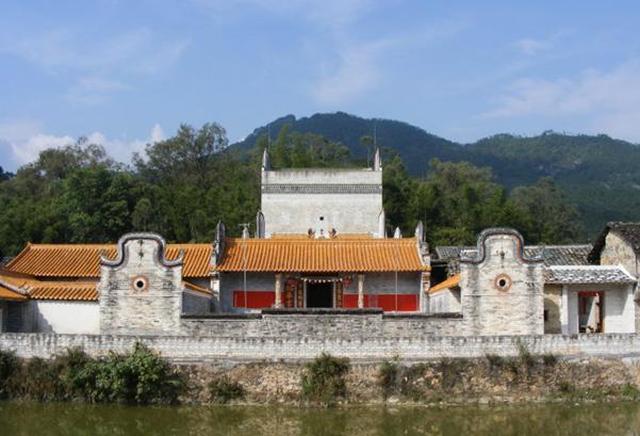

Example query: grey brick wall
[99,234,184,335]
[3,332,640,363]
[181,313,461,337]
[461,230,545,336]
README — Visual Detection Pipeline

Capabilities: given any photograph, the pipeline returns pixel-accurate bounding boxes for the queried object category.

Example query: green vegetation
[0,119,587,255]
[208,376,245,404]
[378,358,400,399]
[301,353,350,406]
[0,344,184,405]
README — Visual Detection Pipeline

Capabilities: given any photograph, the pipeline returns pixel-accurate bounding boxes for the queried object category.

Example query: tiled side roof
[434,246,474,261]
[29,282,97,301]
[215,237,428,273]
[525,245,593,266]
[6,243,213,278]
[435,244,592,266]
[429,274,460,294]
[0,270,98,301]
[545,266,636,284]
[183,281,213,296]
[0,285,27,301]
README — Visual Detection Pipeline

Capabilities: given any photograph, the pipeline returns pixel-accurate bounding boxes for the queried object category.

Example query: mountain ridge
[232,112,640,235]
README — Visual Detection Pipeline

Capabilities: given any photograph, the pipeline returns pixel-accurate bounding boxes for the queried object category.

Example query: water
[1,402,639,435]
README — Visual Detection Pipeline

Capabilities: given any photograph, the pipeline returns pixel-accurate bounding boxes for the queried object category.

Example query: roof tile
[6,243,212,278]
[216,237,428,273]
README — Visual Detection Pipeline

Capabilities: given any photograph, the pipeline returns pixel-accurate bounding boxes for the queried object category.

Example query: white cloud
[481,60,640,142]
[3,28,188,74]
[0,120,165,167]
[311,41,385,106]
[66,77,129,105]
[310,19,467,106]
[513,38,549,56]
[0,28,189,105]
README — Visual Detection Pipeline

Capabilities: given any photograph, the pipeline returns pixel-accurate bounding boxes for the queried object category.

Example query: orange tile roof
[29,282,98,301]
[0,270,98,301]
[215,237,428,273]
[0,285,27,301]
[7,243,212,278]
[183,281,213,296]
[429,274,460,294]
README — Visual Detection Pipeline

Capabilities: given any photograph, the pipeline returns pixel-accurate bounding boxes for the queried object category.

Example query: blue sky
[1,0,639,170]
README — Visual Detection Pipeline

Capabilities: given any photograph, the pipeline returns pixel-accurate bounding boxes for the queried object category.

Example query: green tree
[510,177,584,243]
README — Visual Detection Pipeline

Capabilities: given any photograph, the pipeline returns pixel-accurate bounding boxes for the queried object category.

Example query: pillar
[210,272,221,312]
[560,284,569,335]
[274,273,283,308]
[421,271,431,313]
[357,274,365,309]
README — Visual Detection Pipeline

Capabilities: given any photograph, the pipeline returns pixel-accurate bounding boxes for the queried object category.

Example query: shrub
[485,354,505,371]
[378,359,400,399]
[438,358,467,389]
[516,341,535,369]
[558,380,575,394]
[15,357,66,401]
[301,353,350,406]
[0,349,19,399]
[208,376,245,404]
[621,383,640,400]
[75,343,184,405]
[542,353,558,367]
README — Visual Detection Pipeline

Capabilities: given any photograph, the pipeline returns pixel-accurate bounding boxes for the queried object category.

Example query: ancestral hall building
[0,149,638,337]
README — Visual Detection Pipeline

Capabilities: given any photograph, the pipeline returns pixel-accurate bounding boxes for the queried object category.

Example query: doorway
[578,291,604,333]
[306,282,334,308]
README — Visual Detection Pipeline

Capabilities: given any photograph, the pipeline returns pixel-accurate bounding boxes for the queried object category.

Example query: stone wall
[601,232,640,276]
[181,312,461,337]
[460,229,545,336]
[544,285,562,334]
[3,331,640,363]
[429,288,461,314]
[98,233,184,335]
[182,292,212,315]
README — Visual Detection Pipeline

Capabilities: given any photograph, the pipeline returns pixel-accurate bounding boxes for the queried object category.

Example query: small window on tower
[319,216,324,221]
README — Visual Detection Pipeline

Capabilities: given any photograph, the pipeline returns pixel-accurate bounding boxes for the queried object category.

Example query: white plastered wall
[32,301,100,334]
[560,284,635,334]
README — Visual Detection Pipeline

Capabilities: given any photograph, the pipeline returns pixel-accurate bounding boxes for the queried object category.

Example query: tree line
[0,122,583,256]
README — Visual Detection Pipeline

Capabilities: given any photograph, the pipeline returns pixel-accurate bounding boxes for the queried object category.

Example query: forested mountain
[234,112,640,234]
[0,122,583,256]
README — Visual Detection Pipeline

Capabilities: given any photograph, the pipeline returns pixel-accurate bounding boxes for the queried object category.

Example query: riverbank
[181,354,640,405]
[2,344,640,406]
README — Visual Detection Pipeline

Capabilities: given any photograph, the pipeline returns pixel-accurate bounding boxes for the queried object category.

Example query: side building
[429,225,638,335]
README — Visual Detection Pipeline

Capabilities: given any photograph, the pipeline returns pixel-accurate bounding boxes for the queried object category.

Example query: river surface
[1,401,640,435]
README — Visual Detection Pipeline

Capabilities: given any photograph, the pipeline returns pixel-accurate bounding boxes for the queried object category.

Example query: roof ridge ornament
[460,227,543,265]
[100,232,183,268]
[262,148,271,171]
[373,147,382,171]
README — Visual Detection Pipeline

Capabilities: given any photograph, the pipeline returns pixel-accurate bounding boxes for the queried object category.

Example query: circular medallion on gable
[494,274,512,292]
[131,275,149,293]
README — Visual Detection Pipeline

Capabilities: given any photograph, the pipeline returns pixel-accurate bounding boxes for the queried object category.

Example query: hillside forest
[0,121,584,257]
